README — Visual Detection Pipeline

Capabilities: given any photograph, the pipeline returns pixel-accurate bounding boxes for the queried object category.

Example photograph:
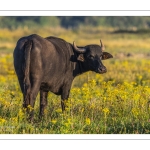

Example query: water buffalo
[13,34,113,120]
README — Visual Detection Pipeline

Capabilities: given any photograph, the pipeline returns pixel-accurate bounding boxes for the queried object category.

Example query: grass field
[0,26,150,134]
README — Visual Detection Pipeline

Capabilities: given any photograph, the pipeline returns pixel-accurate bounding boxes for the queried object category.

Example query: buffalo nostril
[101,67,107,72]
[97,67,107,73]
[102,67,106,71]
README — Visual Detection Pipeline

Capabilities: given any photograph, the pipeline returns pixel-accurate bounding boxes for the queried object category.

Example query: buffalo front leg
[39,90,48,118]
[61,86,71,112]
[61,99,66,112]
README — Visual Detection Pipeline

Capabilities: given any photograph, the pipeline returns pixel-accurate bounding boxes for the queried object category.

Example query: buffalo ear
[102,52,113,60]
[77,54,85,62]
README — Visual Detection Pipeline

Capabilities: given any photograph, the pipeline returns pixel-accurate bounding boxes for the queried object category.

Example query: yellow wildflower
[0,117,6,124]
[102,108,110,114]
[56,108,62,113]
[51,119,57,124]
[85,118,91,125]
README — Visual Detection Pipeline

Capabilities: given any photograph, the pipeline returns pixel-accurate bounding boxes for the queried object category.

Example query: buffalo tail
[23,40,32,106]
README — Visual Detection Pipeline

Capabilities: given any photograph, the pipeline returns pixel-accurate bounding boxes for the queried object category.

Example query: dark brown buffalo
[13,34,113,120]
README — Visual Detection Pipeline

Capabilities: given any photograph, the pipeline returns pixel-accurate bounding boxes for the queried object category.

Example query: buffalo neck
[73,60,90,77]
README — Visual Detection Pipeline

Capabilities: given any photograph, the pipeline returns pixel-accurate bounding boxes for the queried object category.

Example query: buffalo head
[73,40,113,74]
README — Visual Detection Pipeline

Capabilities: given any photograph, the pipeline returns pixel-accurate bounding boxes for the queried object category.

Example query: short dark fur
[13,34,113,120]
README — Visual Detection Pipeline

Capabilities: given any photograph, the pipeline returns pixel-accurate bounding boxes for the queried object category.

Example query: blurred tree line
[0,16,150,30]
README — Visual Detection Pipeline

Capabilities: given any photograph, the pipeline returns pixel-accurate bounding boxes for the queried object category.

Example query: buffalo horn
[73,41,86,53]
[100,39,105,51]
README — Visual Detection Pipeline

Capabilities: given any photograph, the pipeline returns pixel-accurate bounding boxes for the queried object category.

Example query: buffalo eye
[89,55,94,59]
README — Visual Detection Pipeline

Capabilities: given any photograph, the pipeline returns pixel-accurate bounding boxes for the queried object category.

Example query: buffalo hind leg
[39,90,48,118]
[23,79,41,122]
